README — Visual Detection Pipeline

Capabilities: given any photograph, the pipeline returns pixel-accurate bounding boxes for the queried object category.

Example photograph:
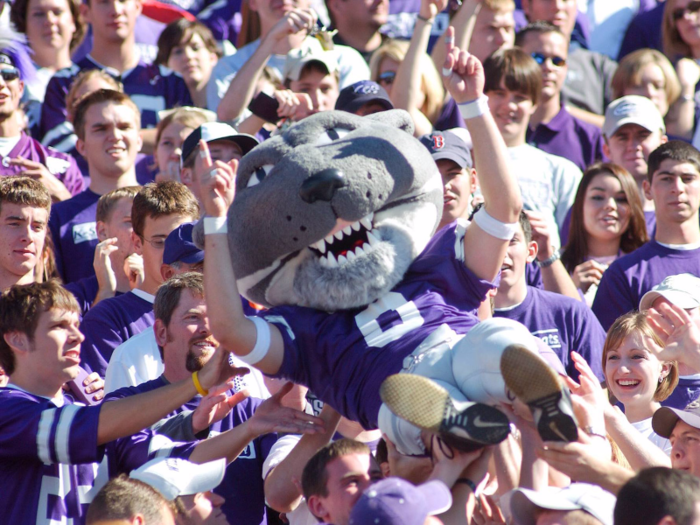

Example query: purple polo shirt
[527,106,605,172]
[0,133,83,196]
[79,289,155,377]
[48,189,100,284]
[592,241,700,331]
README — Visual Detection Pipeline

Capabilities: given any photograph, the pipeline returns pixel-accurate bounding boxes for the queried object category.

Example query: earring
[659,376,664,383]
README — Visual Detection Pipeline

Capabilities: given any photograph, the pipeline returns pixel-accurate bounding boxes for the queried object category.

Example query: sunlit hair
[483,47,541,106]
[369,39,444,125]
[155,19,222,67]
[612,49,681,111]
[155,107,214,152]
[66,69,123,124]
[602,311,679,402]
[561,163,648,274]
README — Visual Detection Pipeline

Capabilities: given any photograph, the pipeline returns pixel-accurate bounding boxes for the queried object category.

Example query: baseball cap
[335,80,394,114]
[283,37,339,82]
[163,222,204,265]
[181,121,259,168]
[639,273,700,311]
[348,478,452,525]
[130,457,226,501]
[602,95,666,139]
[420,129,473,169]
[510,483,616,525]
[653,400,700,438]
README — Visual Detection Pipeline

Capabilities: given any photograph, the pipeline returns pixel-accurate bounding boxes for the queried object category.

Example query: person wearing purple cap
[0,44,83,200]
[335,80,394,116]
[348,477,452,525]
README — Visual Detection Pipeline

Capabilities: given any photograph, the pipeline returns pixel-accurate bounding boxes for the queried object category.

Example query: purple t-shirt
[49,188,100,284]
[434,97,466,131]
[527,106,605,172]
[0,133,84,196]
[268,222,495,429]
[494,286,606,381]
[64,275,100,317]
[107,376,275,525]
[0,386,195,525]
[40,55,192,145]
[618,1,664,60]
[79,290,155,377]
[198,0,243,46]
[592,241,700,330]
[662,375,700,411]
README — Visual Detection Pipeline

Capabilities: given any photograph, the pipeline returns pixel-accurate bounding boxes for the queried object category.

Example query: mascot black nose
[300,169,347,203]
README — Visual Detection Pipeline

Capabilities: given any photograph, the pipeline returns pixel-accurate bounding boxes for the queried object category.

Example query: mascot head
[219,110,443,311]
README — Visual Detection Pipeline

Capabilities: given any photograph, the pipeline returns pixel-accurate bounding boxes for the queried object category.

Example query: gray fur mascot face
[228,110,443,311]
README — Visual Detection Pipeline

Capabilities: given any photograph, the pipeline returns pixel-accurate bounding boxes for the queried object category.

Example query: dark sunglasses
[531,52,567,68]
[673,1,700,21]
[378,71,396,85]
[0,68,20,82]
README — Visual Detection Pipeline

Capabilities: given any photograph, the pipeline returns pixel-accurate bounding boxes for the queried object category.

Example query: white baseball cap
[283,37,339,82]
[510,483,616,525]
[603,95,665,139]
[639,273,700,311]
[130,457,226,501]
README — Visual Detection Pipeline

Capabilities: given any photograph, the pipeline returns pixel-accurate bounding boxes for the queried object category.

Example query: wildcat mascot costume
[197,108,577,455]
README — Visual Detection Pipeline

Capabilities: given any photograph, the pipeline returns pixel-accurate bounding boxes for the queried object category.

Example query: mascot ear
[364,109,415,135]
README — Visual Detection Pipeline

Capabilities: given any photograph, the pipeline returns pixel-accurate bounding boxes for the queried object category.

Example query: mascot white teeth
[198,52,578,458]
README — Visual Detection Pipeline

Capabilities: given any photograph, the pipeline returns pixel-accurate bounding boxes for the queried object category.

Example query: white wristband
[458,95,490,120]
[473,206,519,240]
[204,216,228,235]
[237,316,271,365]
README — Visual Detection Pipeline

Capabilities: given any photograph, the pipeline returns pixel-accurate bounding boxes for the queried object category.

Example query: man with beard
[105,272,281,525]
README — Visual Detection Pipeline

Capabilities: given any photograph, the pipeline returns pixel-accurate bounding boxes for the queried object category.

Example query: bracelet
[192,370,209,396]
[416,14,434,23]
[584,425,607,440]
[473,206,519,240]
[681,93,695,102]
[236,316,271,365]
[458,95,490,120]
[204,216,228,235]
[454,478,477,493]
[537,249,561,268]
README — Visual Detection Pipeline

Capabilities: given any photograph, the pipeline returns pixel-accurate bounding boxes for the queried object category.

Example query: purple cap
[420,129,473,169]
[335,80,394,114]
[349,478,452,525]
[163,222,204,265]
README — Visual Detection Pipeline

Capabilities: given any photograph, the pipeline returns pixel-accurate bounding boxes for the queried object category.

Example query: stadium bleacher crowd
[6,0,700,523]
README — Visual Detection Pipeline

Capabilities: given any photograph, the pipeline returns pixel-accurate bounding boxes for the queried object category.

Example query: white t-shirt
[207,38,370,112]
[632,416,672,455]
[508,144,583,249]
[104,327,270,399]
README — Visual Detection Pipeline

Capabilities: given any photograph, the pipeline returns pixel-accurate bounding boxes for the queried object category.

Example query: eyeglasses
[141,236,166,250]
[378,71,396,86]
[531,52,567,68]
[673,0,700,21]
[0,68,20,82]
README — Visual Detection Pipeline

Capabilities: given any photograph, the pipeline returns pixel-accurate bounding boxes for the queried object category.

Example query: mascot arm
[442,40,522,283]
[204,230,286,375]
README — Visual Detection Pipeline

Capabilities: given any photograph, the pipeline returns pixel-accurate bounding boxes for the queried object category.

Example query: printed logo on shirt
[72,222,98,244]
[45,156,71,175]
[531,329,562,349]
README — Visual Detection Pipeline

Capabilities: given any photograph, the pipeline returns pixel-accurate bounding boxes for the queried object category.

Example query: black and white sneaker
[380,374,511,452]
[500,343,579,442]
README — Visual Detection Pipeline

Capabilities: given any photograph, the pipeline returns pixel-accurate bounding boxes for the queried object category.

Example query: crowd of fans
[5,0,700,523]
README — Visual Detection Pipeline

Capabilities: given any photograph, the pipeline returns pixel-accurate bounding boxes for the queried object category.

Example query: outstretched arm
[431,0,482,84]
[199,141,286,375]
[442,33,522,281]
[391,0,446,136]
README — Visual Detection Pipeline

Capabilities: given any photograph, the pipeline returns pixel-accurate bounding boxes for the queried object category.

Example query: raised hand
[10,156,72,201]
[197,346,250,392]
[122,253,144,290]
[442,25,485,104]
[197,140,237,218]
[419,0,448,21]
[267,8,318,43]
[192,381,250,433]
[93,237,118,297]
[572,260,607,293]
[647,302,700,367]
[247,382,325,436]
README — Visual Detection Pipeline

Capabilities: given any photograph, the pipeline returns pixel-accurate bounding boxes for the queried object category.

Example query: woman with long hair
[561,163,648,305]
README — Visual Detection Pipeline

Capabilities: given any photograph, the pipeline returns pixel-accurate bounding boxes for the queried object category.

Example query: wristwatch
[537,249,560,268]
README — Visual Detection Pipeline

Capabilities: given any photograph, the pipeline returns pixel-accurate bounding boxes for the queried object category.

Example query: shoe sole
[500,344,578,442]
[380,374,510,451]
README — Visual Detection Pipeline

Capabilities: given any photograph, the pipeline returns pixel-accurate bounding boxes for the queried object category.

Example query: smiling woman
[561,163,648,306]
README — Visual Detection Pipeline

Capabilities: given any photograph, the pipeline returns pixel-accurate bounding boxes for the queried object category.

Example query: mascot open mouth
[308,212,381,267]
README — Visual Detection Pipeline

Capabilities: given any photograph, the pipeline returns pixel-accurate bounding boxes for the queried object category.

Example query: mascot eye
[315,127,352,146]
[247,164,274,188]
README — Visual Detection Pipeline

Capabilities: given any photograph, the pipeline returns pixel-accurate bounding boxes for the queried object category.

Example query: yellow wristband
[192,371,209,396]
